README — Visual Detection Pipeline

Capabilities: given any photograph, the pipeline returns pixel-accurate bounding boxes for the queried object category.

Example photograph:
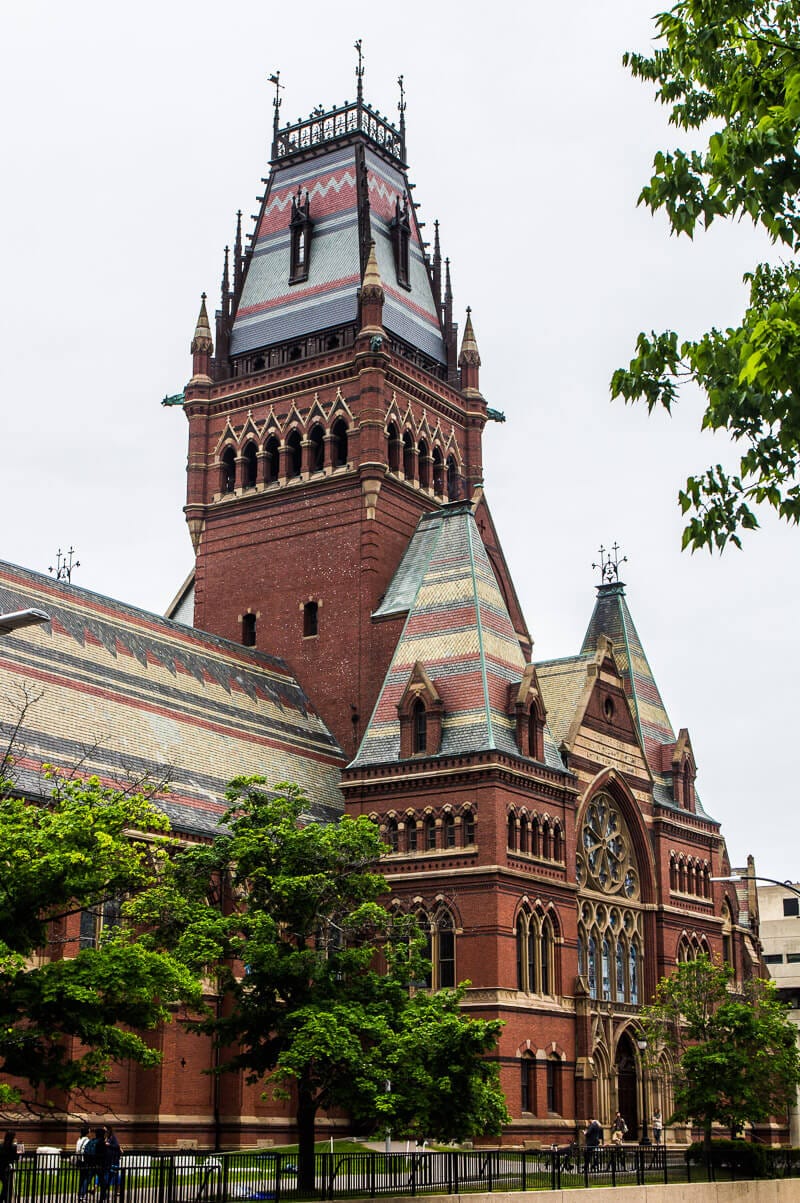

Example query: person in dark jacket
[583,1118,603,1169]
[0,1132,18,1203]
[99,1127,122,1203]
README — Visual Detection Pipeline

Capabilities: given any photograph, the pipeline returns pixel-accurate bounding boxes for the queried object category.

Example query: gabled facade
[0,70,769,1149]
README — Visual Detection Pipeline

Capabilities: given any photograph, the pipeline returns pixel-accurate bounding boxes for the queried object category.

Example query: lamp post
[0,609,50,635]
[711,875,800,900]
[636,1036,651,1144]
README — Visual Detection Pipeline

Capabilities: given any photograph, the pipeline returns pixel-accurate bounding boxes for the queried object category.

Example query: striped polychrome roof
[0,562,344,835]
[579,581,714,819]
[352,505,563,768]
[230,142,446,364]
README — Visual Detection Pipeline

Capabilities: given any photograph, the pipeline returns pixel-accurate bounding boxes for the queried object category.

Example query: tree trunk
[703,1119,713,1156]
[296,1085,318,1194]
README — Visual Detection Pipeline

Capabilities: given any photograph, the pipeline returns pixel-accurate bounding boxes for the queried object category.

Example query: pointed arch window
[387,422,400,473]
[221,447,236,494]
[463,810,475,846]
[446,455,459,501]
[541,917,552,995]
[403,432,416,480]
[309,424,325,472]
[407,819,418,853]
[418,440,430,489]
[390,195,411,289]
[412,698,427,754]
[629,940,639,1004]
[507,812,517,851]
[432,447,444,497]
[519,814,529,854]
[424,814,437,851]
[516,915,525,990]
[287,430,302,478]
[265,435,280,484]
[303,601,319,638]
[443,812,456,848]
[332,418,348,467]
[243,441,258,488]
[289,188,312,285]
[385,817,399,853]
[437,911,455,988]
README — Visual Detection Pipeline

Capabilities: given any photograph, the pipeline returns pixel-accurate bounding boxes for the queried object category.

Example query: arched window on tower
[289,188,312,284]
[432,447,444,497]
[516,914,525,990]
[403,432,415,479]
[519,814,529,854]
[436,910,455,988]
[424,813,437,851]
[418,440,430,489]
[721,900,734,969]
[221,447,236,494]
[443,812,456,848]
[332,418,348,467]
[385,817,399,853]
[287,430,302,478]
[265,435,280,483]
[387,422,400,473]
[507,812,517,852]
[243,441,258,488]
[309,424,325,472]
[447,455,459,501]
[546,1055,562,1115]
[462,810,475,846]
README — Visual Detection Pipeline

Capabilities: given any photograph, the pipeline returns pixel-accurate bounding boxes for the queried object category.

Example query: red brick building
[0,77,764,1148]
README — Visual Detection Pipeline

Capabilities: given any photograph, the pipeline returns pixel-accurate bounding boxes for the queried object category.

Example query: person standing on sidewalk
[0,1132,18,1203]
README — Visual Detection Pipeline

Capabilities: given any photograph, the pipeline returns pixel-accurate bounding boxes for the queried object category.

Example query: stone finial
[191,293,214,356]
[458,307,480,368]
[359,240,385,335]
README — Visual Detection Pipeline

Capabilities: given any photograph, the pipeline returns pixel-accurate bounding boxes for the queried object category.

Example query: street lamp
[711,875,800,901]
[0,609,50,635]
[636,1036,651,1144]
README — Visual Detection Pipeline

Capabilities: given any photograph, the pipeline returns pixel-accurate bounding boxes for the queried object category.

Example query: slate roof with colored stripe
[0,562,344,835]
[352,505,563,769]
[230,141,446,364]
[576,581,714,819]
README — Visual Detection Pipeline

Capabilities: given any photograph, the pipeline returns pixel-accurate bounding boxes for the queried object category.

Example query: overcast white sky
[2,1,796,883]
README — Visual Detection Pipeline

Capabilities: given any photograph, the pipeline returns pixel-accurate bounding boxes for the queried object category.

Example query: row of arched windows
[669,853,711,898]
[515,907,559,996]
[677,933,711,962]
[382,808,476,854]
[386,423,460,500]
[507,811,564,862]
[219,419,349,494]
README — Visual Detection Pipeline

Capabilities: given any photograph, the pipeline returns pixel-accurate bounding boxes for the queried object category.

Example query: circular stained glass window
[576,794,640,900]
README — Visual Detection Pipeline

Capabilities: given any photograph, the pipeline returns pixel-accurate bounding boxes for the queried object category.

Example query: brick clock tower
[178,71,762,1145]
[182,77,526,759]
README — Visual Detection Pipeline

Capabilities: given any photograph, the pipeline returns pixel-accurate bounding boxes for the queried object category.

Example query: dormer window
[289,188,312,285]
[412,698,427,753]
[390,195,411,289]
[397,662,443,759]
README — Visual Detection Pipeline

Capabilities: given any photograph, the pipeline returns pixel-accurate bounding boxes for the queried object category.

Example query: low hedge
[684,1140,770,1177]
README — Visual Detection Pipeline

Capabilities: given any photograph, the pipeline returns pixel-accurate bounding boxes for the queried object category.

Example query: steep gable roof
[353,505,563,768]
[578,581,715,820]
[0,562,344,835]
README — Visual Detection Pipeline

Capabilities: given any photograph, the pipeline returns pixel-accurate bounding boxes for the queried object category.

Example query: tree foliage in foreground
[130,779,508,1189]
[640,955,800,1145]
[0,771,201,1110]
[612,0,800,551]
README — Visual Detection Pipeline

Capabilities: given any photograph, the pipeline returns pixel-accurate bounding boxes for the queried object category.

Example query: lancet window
[515,906,557,996]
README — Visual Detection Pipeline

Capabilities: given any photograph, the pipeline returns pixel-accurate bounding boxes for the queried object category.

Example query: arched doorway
[615,1031,639,1137]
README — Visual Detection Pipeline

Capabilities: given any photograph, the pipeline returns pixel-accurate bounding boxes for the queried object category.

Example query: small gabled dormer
[508,664,546,762]
[397,661,443,758]
[670,728,697,812]
[390,194,412,289]
[289,187,312,284]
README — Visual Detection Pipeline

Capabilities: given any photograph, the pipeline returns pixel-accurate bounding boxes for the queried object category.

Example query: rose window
[577,794,639,899]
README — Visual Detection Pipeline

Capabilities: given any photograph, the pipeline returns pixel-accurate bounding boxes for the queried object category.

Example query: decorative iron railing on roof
[272,101,405,165]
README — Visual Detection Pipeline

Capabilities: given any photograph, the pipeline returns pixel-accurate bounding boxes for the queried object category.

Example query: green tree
[611,0,800,551]
[132,778,507,1189]
[0,769,201,1109]
[641,955,800,1147]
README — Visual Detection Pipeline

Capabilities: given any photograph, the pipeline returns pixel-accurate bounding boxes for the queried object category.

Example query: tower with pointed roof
[181,67,527,756]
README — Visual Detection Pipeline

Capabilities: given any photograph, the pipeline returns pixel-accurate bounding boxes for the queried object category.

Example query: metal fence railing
[1,1143,798,1202]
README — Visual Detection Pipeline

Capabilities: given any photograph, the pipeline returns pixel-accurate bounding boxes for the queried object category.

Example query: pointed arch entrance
[615,1030,639,1137]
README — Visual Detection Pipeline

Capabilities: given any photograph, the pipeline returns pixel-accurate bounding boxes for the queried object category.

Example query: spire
[359,240,385,334]
[432,219,442,314]
[355,39,364,107]
[221,245,230,317]
[190,293,214,382]
[397,73,406,161]
[443,259,458,382]
[459,307,481,394]
[269,71,283,160]
[233,210,243,300]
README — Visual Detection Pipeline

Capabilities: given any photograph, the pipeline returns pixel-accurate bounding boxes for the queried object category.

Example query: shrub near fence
[2,1144,799,1203]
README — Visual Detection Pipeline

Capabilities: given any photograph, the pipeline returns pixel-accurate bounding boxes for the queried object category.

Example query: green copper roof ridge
[466,515,495,749]
[615,591,645,754]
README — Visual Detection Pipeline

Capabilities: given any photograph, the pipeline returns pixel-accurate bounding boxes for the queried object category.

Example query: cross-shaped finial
[354,39,364,104]
[592,542,627,585]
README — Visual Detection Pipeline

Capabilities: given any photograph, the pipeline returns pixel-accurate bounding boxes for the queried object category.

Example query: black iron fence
[2,1144,799,1203]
